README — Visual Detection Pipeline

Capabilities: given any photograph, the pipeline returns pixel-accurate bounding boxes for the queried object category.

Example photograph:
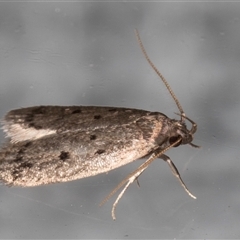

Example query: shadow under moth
[0,30,199,219]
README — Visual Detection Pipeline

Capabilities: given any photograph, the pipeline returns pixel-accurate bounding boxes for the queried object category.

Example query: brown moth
[0,30,198,219]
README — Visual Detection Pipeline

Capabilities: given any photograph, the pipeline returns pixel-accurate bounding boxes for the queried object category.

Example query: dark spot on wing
[24,142,32,148]
[108,108,118,112]
[12,170,22,181]
[15,142,32,161]
[17,148,24,155]
[71,109,82,114]
[25,114,34,122]
[12,162,33,180]
[13,156,23,163]
[20,162,33,169]
[94,115,101,120]
[28,122,43,130]
[32,107,45,115]
[24,114,44,129]
[59,151,70,161]
[95,149,105,155]
[90,135,97,140]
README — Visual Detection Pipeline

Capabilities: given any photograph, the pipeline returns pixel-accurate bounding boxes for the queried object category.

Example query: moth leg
[135,177,141,188]
[100,152,156,220]
[160,154,196,199]
[111,166,146,220]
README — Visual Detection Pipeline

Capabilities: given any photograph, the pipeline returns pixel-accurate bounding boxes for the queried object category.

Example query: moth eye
[169,136,182,147]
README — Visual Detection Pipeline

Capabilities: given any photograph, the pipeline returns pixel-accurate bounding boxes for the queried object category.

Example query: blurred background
[0,1,240,238]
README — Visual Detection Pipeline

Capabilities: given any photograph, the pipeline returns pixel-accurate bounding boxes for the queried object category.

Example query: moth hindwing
[0,30,198,220]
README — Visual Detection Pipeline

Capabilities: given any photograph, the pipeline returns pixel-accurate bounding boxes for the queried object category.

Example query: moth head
[170,113,198,148]
[135,29,199,149]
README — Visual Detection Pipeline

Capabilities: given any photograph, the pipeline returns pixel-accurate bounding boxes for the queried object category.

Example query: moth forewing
[0,109,172,187]
[0,30,198,220]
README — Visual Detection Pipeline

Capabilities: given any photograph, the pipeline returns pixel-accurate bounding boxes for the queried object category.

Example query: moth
[0,30,199,219]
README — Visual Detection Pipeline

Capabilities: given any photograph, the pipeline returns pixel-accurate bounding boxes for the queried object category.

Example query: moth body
[0,106,190,187]
[0,30,198,219]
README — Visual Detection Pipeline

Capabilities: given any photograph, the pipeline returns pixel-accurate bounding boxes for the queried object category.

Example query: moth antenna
[135,29,185,120]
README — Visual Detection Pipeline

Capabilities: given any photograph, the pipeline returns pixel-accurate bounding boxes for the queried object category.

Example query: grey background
[0,2,239,239]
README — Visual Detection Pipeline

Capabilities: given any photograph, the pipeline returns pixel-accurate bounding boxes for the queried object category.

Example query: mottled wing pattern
[2,106,151,143]
[0,107,164,187]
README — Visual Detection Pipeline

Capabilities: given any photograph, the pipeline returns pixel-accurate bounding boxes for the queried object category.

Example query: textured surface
[0,2,239,239]
[1,106,172,186]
